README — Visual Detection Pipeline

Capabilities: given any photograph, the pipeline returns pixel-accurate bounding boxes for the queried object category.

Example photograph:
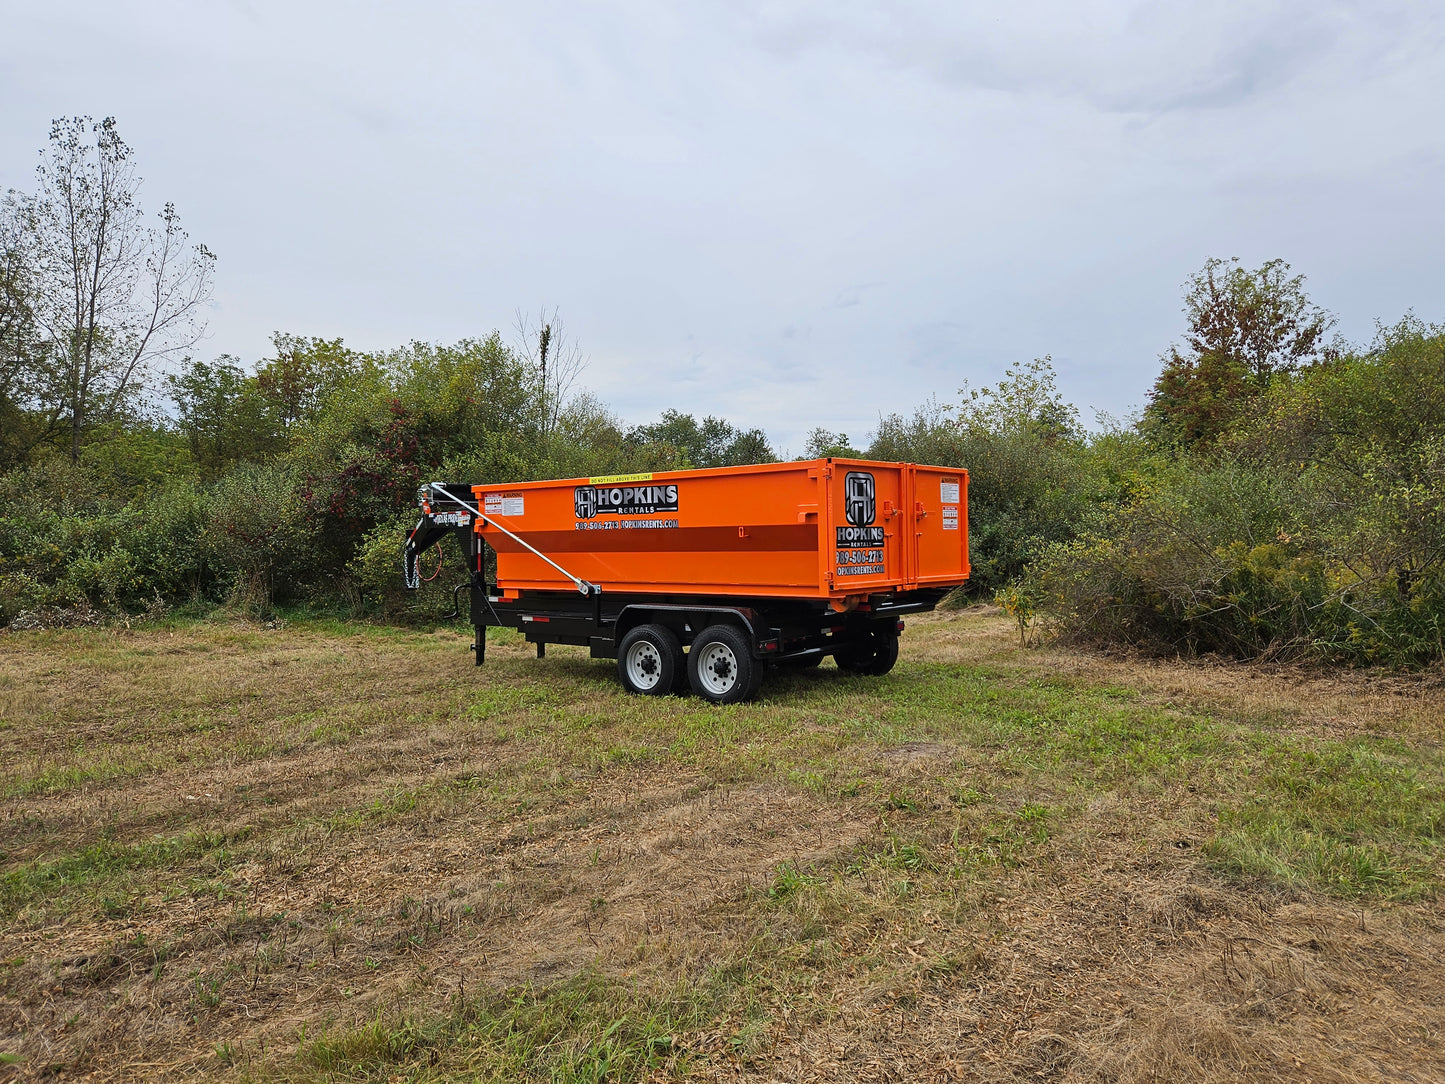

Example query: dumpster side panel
[475,462,829,597]
[468,459,969,600]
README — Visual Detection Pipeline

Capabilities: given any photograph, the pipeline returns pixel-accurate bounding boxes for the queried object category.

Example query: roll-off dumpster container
[404,458,968,703]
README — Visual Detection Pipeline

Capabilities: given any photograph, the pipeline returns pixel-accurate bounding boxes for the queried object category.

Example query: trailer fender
[614,603,764,654]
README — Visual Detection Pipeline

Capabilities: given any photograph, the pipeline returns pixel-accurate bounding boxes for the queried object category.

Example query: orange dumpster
[405,459,969,703]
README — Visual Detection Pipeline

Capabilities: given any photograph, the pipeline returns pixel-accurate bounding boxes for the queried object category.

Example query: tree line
[2,118,1441,666]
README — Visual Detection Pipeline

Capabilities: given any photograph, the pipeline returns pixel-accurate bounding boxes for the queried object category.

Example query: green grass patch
[1,829,243,919]
[323,785,425,832]
[1206,739,1443,899]
[291,969,742,1083]
[2,755,155,799]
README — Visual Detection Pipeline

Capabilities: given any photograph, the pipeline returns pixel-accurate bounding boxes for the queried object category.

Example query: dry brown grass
[697,806,1445,1083]
[915,606,1445,745]
[0,610,1441,1082]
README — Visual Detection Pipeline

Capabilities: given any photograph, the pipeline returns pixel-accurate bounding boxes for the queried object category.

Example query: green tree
[166,356,286,478]
[540,391,632,478]
[722,426,776,465]
[0,195,48,467]
[255,334,360,433]
[867,398,960,464]
[869,360,1106,592]
[1144,258,1333,447]
[802,427,861,459]
[957,356,1081,442]
[625,410,776,468]
[290,335,543,582]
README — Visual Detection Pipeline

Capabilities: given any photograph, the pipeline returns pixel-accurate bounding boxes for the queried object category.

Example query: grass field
[1,607,1442,1082]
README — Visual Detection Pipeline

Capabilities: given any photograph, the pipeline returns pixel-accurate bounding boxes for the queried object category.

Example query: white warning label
[940,479,960,504]
[942,506,959,530]
[484,493,525,516]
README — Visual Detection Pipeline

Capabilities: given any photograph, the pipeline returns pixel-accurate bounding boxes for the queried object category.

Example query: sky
[3,1,1443,453]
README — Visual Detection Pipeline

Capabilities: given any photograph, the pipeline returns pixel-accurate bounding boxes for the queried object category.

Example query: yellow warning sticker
[588,472,654,485]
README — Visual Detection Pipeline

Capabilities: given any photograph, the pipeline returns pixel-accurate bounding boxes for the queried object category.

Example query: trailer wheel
[618,623,683,696]
[836,628,899,676]
[688,624,761,704]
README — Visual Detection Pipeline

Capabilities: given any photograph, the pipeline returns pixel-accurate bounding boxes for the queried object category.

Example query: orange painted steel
[469,458,969,601]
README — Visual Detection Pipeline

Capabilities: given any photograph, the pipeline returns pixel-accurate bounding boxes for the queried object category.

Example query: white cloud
[2,0,1443,450]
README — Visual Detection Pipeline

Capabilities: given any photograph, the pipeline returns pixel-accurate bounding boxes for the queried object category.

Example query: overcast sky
[3,1,1443,452]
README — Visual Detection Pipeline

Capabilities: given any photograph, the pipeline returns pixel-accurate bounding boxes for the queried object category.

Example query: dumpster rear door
[911,465,969,586]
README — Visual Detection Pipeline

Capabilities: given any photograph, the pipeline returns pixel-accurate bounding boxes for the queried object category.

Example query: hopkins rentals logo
[845,472,875,527]
[574,474,680,519]
[836,472,885,548]
[574,487,598,519]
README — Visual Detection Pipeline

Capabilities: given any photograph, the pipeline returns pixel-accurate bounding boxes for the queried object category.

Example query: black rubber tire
[867,632,900,675]
[836,628,900,676]
[672,654,693,694]
[687,624,762,704]
[617,623,683,696]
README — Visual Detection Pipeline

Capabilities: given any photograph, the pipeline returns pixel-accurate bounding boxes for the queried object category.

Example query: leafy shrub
[351,516,411,615]
[868,364,1114,593]
[204,462,316,613]
[124,484,210,603]
[1029,460,1444,666]
[0,460,211,623]
[0,571,46,626]
[1027,317,1445,666]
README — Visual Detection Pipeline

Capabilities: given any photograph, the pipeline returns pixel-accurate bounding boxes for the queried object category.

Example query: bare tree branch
[512,305,587,443]
[21,116,214,459]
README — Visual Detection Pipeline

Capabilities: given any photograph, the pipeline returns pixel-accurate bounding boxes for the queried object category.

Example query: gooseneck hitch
[425,483,598,597]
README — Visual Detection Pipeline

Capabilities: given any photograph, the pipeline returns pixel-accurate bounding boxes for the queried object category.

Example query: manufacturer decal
[430,511,470,527]
[574,483,679,519]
